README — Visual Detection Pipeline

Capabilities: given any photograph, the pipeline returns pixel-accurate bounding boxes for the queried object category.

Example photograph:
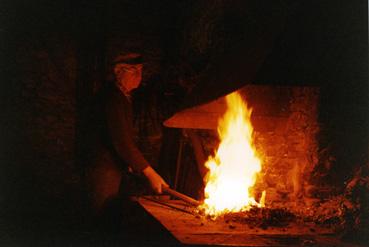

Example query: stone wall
[251,86,320,205]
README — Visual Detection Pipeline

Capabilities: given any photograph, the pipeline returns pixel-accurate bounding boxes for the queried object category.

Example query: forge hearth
[143,84,365,245]
[135,83,367,246]
[164,84,320,206]
[137,198,349,246]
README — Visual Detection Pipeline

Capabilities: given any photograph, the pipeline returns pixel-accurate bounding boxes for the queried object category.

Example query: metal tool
[141,196,196,215]
[163,187,200,206]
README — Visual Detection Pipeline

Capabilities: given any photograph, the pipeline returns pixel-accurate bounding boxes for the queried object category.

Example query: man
[88,52,168,213]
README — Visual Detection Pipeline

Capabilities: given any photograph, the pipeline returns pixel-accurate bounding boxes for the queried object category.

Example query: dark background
[0,0,367,245]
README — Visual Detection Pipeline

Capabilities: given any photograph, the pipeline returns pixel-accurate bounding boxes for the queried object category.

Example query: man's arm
[105,94,168,193]
[105,94,149,172]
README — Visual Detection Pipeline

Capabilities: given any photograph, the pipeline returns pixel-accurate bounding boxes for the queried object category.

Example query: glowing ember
[200,91,264,217]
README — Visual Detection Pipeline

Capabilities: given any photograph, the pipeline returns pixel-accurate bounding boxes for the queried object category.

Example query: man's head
[113,53,143,94]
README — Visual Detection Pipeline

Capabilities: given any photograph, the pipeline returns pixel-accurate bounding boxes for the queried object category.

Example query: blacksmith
[87,52,168,213]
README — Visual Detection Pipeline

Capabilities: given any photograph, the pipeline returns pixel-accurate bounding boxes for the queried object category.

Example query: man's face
[114,63,143,93]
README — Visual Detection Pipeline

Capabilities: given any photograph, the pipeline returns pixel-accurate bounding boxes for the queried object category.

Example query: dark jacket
[90,82,150,173]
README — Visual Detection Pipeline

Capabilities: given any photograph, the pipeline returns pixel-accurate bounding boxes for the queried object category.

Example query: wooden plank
[137,198,358,246]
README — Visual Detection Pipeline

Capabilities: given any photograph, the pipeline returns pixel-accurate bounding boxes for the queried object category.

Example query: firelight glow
[200,91,264,217]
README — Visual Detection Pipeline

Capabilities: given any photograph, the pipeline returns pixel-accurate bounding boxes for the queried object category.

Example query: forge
[138,198,339,246]
[136,85,367,246]
[164,85,320,206]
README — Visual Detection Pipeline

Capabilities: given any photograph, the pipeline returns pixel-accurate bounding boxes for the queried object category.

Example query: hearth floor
[137,197,360,247]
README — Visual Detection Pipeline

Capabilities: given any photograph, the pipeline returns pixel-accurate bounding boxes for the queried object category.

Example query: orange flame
[200,92,264,217]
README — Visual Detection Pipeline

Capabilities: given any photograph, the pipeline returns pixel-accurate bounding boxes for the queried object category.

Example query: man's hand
[142,166,168,194]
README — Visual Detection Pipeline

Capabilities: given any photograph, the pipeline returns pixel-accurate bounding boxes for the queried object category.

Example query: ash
[223,207,296,229]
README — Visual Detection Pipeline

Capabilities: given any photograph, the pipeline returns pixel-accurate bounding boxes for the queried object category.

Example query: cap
[113,53,143,65]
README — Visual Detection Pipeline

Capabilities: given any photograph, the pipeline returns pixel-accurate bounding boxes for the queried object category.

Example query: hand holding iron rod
[163,187,200,206]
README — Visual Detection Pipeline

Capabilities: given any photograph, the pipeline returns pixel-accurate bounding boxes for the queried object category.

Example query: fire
[200,91,264,217]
